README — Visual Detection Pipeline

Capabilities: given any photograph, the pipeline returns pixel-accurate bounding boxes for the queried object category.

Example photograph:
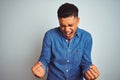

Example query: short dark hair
[57,3,79,18]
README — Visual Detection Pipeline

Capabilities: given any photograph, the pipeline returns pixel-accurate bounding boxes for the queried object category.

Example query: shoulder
[46,27,59,33]
[77,28,92,39]
[77,28,92,36]
[44,27,61,38]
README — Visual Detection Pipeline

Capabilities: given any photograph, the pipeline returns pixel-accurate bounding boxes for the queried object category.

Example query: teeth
[66,32,71,35]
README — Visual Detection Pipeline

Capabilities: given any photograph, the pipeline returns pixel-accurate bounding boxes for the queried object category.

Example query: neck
[68,39,70,42]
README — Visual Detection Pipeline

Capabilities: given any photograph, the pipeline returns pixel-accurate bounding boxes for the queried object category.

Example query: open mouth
[65,31,73,39]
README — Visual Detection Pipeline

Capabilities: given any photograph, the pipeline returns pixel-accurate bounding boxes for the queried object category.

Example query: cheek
[60,27,65,33]
[72,27,77,32]
[74,25,78,31]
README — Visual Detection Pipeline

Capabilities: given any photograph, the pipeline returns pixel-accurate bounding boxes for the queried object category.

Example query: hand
[31,61,45,78]
[84,64,100,80]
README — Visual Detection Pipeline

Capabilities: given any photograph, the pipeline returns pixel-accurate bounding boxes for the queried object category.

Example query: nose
[65,26,69,32]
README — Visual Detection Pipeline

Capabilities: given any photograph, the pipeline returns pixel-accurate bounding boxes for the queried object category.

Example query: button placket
[65,39,72,79]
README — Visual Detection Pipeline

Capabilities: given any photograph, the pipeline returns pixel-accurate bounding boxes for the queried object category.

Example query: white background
[0,0,120,80]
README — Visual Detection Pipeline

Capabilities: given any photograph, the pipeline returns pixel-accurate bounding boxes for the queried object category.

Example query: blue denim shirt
[39,27,92,80]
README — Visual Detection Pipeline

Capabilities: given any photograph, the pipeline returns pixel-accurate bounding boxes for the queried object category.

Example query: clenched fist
[31,61,45,78]
[84,64,100,80]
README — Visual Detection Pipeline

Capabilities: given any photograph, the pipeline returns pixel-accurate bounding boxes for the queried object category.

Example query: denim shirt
[39,27,92,80]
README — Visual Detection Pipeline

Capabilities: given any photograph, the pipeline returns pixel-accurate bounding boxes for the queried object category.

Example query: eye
[68,24,73,27]
[60,24,66,28]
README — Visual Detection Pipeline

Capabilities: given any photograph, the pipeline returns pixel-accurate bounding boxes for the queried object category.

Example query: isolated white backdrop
[0,0,120,80]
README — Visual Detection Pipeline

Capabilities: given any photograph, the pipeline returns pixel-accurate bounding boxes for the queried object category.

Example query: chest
[51,37,85,65]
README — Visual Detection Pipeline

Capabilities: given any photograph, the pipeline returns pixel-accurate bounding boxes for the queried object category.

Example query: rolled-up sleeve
[39,32,52,70]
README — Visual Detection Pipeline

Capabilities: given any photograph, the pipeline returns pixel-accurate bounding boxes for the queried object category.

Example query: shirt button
[68,49,70,52]
[66,69,69,72]
[66,40,68,42]
[67,60,69,63]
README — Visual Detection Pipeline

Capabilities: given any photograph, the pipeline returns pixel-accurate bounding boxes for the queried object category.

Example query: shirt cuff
[82,63,92,74]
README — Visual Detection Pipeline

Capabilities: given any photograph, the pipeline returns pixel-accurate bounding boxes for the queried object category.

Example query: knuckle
[94,74,98,78]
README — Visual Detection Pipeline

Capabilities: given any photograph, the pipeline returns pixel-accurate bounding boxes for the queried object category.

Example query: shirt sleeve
[39,31,52,70]
[80,33,93,75]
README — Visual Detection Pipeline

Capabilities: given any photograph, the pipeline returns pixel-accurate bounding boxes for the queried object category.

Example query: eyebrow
[68,23,74,26]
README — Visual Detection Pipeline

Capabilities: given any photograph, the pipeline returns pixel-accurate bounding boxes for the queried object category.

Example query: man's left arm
[81,33,100,80]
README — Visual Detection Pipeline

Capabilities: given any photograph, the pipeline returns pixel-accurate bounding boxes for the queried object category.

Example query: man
[32,3,100,80]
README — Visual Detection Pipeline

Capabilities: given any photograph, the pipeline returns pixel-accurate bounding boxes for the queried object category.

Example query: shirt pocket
[73,48,83,65]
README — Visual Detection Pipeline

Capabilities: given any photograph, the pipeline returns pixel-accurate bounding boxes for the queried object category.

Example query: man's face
[59,16,79,40]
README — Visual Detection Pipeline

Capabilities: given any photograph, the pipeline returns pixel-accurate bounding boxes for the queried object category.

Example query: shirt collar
[75,27,81,38]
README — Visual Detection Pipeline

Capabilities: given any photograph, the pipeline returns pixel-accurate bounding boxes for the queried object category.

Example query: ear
[78,17,80,23]
[76,17,80,25]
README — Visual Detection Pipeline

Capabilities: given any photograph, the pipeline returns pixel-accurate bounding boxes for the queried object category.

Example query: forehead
[59,16,77,25]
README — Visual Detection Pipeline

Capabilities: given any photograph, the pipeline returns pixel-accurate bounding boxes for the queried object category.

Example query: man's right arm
[31,61,45,78]
[32,31,52,78]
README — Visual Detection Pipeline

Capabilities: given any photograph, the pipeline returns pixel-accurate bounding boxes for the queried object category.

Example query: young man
[32,3,100,80]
